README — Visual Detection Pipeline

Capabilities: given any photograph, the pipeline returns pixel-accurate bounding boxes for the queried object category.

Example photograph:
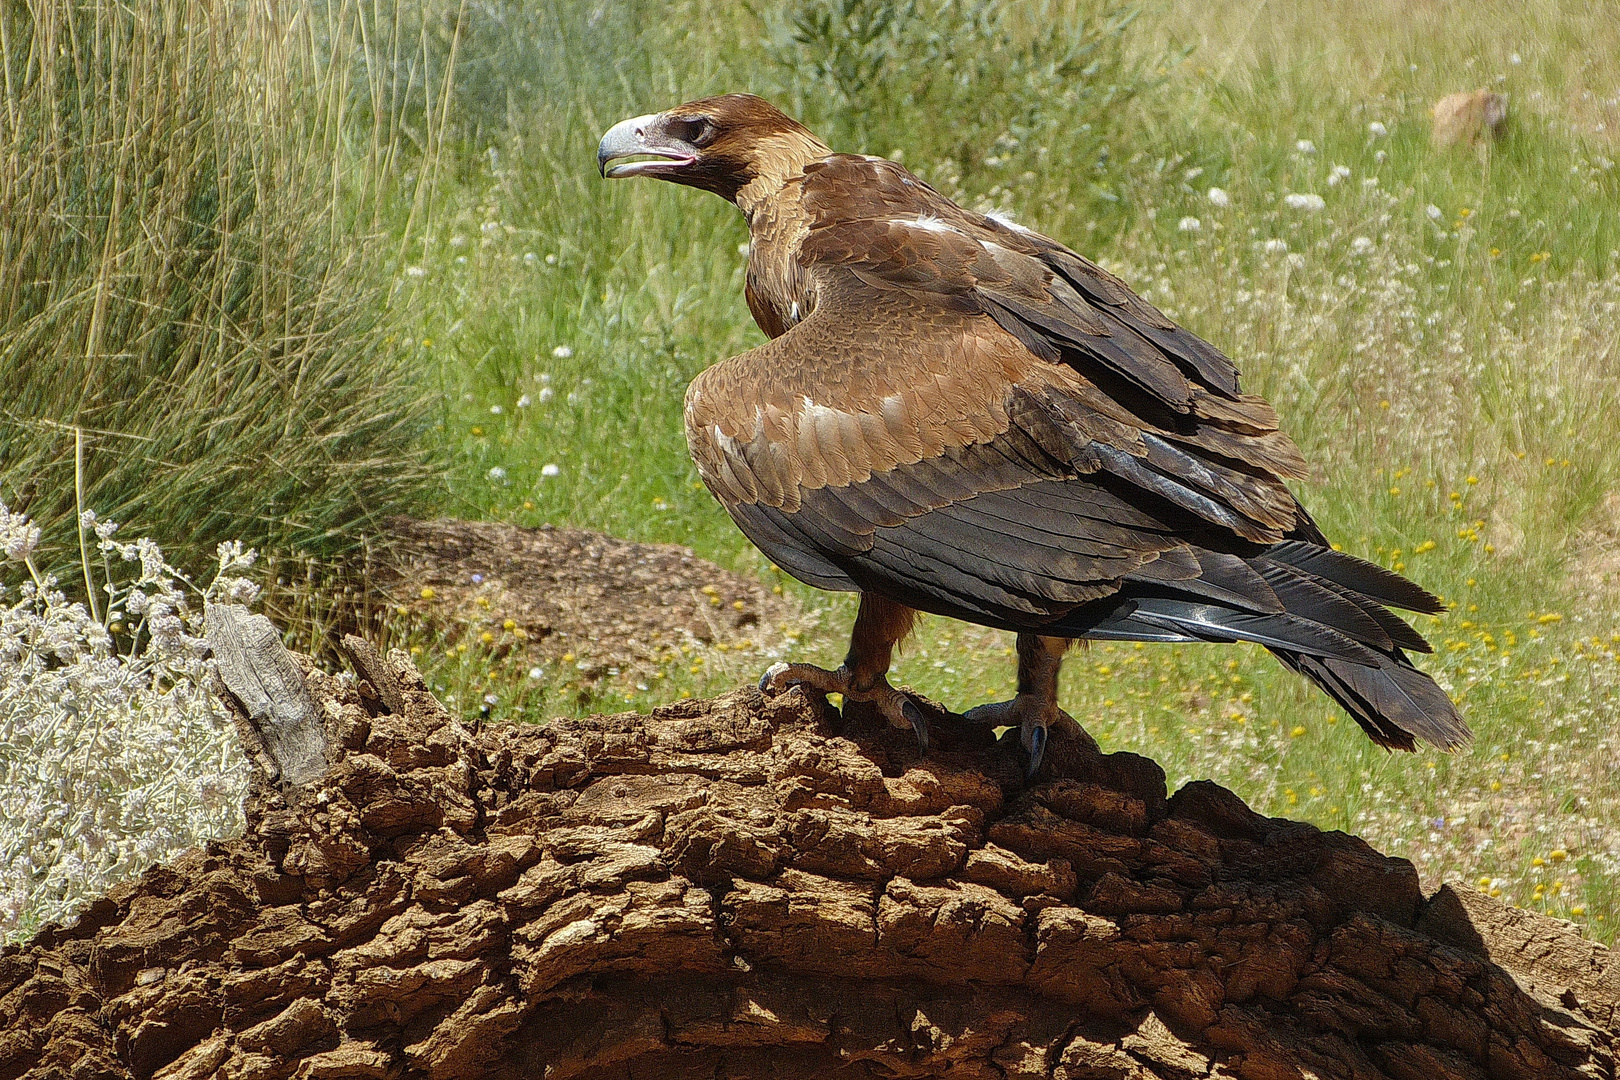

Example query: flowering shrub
[0,505,253,941]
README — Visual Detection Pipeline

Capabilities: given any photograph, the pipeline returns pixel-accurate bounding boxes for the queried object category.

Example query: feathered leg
[964,633,1073,778]
[760,593,928,750]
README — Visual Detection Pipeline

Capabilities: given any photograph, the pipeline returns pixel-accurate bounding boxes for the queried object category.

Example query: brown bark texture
[3,639,1617,1080]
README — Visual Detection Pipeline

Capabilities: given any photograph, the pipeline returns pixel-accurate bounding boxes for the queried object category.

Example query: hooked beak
[597,113,697,179]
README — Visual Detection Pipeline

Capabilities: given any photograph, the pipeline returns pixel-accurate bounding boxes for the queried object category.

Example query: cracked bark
[1,637,1615,1080]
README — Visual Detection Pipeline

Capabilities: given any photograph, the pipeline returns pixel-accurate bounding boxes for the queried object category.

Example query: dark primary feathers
[604,94,1468,752]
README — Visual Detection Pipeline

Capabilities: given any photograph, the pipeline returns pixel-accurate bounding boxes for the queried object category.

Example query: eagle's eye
[666,116,714,147]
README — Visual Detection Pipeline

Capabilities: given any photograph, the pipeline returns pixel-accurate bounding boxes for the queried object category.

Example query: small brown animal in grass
[1432,89,1508,147]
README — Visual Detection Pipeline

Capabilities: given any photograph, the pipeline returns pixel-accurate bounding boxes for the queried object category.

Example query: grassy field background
[5,0,1619,940]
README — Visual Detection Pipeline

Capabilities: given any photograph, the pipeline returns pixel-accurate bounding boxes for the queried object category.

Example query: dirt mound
[380,517,800,684]
[2,637,1615,1080]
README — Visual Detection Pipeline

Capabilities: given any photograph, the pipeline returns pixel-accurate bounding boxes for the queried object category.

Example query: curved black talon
[902,698,929,756]
[758,661,789,694]
[1024,725,1047,781]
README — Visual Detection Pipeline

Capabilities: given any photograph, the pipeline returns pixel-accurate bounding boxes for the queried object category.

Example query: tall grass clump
[0,0,456,577]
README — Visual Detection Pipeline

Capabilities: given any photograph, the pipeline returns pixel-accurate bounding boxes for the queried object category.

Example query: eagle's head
[597,94,829,203]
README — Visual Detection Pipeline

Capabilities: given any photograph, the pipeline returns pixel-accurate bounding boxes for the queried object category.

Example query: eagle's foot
[963,693,1059,780]
[758,661,930,755]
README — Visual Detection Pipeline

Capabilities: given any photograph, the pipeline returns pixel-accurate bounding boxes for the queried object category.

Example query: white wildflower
[455,256,468,265]
[148,613,184,653]
[489,404,503,415]
[540,463,561,477]
[552,345,573,359]
[1178,216,1202,232]
[0,502,250,939]
[544,253,558,265]
[218,577,261,605]
[1183,166,1204,181]
[516,394,532,408]
[524,252,537,264]
[1374,150,1388,164]
[488,466,508,482]
[1262,239,1289,253]
[1510,52,1521,65]
[1327,164,1351,186]
[0,510,39,563]
[1367,121,1389,138]
[404,266,427,278]
[1283,193,1326,211]
[1206,187,1230,208]
[1350,236,1375,254]
[1286,253,1307,269]
[215,540,256,574]
[537,387,555,404]
[1295,139,1317,155]
[1427,204,1444,220]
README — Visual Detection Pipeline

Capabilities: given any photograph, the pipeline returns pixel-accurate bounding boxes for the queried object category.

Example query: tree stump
[1,640,1615,1079]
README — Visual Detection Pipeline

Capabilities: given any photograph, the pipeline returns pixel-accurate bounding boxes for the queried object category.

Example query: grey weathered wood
[340,633,405,715]
[205,602,327,786]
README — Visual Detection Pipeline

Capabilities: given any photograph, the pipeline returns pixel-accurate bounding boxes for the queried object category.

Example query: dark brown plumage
[599,94,1469,775]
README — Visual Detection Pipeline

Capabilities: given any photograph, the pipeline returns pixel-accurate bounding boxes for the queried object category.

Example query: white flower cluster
[0,506,252,940]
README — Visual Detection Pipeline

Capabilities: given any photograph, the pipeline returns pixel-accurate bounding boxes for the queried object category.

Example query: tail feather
[1269,561,1435,654]
[1265,540,1445,614]
[1273,649,1469,751]
[1081,597,1380,665]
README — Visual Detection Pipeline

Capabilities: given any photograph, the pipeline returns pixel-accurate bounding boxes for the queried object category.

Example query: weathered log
[206,603,328,787]
[1,645,1615,1080]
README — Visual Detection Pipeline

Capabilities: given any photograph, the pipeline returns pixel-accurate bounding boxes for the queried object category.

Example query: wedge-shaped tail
[1054,540,1468,751]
